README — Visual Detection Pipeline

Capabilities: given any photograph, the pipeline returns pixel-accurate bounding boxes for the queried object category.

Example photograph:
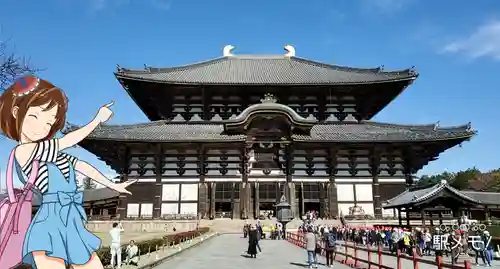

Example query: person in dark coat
[247,225,259,258]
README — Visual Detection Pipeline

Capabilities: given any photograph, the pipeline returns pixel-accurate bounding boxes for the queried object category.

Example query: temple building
[65,45,476,220]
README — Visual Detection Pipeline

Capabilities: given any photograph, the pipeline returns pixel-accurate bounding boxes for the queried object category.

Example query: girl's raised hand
[95,101,115,124]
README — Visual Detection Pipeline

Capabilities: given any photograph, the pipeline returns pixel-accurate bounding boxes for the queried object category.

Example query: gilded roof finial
[223,45,235,56]
[284,45,295,57]
[261,93,277,103]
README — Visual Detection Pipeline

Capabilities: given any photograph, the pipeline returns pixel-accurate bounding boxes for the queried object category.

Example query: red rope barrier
[378,245,383,269]
[412,248,419,269]
[396,248,402,269]
[367,246,372,269]
[285,232,474,269]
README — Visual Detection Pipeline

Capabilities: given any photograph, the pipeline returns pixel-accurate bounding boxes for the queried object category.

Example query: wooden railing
[287,232,473,269]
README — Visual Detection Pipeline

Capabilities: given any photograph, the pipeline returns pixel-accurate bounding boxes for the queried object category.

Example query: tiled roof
[461,191,500,205]
[0,188,119,205]
[383,180,491,208]
[115,55,417,85]
[67,120,475,143]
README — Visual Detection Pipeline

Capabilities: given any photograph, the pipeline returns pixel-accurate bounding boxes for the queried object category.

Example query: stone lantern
[275,193,293,239]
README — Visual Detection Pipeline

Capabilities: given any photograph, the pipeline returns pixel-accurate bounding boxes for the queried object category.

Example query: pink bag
[0,149,39,269]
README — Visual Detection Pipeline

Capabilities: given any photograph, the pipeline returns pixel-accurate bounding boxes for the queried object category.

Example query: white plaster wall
[162,184,180,201]
[383,208,396,217]
[338,203,354,216]
[180,203,198,214]
[127,203,139,217]
[180,184,198,201]
[140,203,153,217]
[337,184,354,201]
[357,203,374,216]
[161,203,179,215]
[355,184,373,202]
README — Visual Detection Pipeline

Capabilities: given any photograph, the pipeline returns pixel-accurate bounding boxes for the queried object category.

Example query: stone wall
[85,220,198,233]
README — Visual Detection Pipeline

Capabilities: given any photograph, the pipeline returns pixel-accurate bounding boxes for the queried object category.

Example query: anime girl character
[0,75,136,269]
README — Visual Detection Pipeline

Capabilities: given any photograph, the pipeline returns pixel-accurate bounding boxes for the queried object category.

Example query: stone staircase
[199,218,342,233]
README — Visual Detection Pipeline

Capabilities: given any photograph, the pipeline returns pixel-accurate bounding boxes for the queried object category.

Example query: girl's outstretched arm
[59,119,100,151]
[59,101,114,151]
[74,160,115,189]
[75,159,134,194]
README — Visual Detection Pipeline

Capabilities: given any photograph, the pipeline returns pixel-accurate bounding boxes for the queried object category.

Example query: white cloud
[442,20,500,61]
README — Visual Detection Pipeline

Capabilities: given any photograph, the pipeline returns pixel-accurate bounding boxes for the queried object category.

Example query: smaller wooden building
[383,180,500,226]
[0,189,119,220]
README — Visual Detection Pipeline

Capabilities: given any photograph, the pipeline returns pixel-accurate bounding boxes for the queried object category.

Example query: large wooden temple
[66,45,476,220]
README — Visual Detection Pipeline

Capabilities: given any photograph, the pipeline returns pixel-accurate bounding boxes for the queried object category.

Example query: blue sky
[0,0,499,185]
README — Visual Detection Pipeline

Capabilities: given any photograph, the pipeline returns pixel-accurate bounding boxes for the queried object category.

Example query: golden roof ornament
[223,45,235,56]
[261,93,277,103]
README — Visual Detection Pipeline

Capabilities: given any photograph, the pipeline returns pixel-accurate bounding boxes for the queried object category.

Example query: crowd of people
[297,222,495,268]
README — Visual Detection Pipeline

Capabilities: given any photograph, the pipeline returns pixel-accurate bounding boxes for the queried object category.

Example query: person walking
[247,225,259,258]
[323,228,337,268]
[109,222,124,268]
[305,226,319,268]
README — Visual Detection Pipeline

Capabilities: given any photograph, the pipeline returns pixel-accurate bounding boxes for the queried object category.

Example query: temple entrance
[304,202,320,217]
[215,202,232,218]
[259,202,276,219]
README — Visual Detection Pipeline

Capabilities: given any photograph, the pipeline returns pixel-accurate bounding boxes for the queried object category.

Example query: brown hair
[0,78,68,141]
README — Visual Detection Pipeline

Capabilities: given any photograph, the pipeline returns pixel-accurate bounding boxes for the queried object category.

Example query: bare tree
[1,30,41,90]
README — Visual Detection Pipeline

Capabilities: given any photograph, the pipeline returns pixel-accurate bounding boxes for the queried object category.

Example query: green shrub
[14,227,210,269]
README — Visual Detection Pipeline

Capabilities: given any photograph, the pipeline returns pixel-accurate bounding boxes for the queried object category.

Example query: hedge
[13,227,210,269]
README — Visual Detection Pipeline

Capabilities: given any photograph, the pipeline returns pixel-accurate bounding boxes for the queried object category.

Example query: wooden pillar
[210,182,216,219]
[484,206,490,221]
[197,146,208,219]
[370,149,382,218]
[430,212,434,226]
[240,147,249,219]
[154,145,163,218]
[406,208,410,226]
[438,211,443,225]
[421,209,426,227]
[89,202,94,218]
[117,146,130,220]
[300,182,305,217]
[230,182,235,219]
[254,182,260,219]
[328,147,338,218]
[398,208,402,226]
[319,182,327,218]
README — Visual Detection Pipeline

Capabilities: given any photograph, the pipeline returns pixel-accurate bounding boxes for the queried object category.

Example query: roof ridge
[361,121,474,131]
[291,56,417,75]
[115,57,228,74]
[115,55,418,77]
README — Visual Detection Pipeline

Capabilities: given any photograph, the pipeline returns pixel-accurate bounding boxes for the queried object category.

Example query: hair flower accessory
[12,75,41,97]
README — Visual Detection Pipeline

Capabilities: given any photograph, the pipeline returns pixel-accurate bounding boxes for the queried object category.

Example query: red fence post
[464,260,472,269]
[377,245,383,269]
[436,256,443,269]
[344,243,349,264]
[396,248,402,269]
[412,248,419,269]
[354,243,359,268]
[367,245,372,269]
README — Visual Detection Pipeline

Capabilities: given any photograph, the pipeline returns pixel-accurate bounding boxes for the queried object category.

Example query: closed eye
[28,114,38,119]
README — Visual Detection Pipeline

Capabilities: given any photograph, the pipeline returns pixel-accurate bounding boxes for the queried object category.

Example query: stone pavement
[156,234,353,269]
[336,241,500,269]
[116,232,217,269]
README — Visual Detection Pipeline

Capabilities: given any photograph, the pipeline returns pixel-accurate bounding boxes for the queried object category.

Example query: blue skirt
[22,192,101,267]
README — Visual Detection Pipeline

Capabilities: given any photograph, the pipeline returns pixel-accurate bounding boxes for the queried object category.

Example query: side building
[65,46,476,220]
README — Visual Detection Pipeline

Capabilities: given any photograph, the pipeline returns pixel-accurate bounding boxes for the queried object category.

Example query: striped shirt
[21,139,78,194]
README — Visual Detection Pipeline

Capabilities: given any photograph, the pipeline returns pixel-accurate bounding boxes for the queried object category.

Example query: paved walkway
[156,234,353,269]
[117,233,215,269]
